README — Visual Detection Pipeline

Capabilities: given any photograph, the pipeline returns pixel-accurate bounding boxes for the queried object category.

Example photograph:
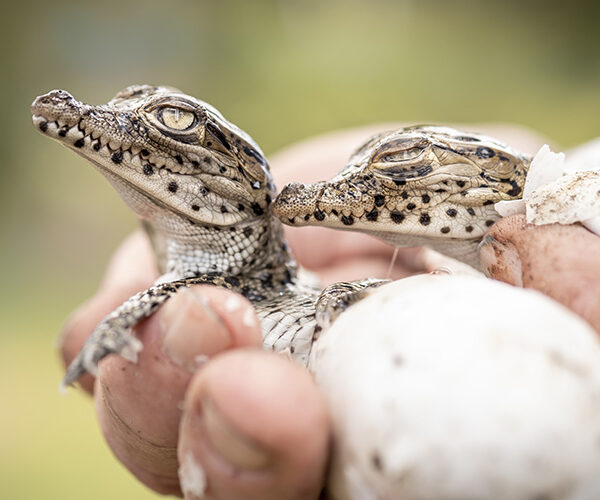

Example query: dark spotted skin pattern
[31,89,529,386]
[273,126,531,269]
[32,85,373,386]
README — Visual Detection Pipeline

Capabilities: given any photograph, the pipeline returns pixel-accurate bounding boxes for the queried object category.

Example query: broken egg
[495,140,600,236]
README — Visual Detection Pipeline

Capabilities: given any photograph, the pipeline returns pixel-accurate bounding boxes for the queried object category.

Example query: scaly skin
[273,126,531,268]
[32,89,530,386]
[31,85,328,385]
[32,85,382,386]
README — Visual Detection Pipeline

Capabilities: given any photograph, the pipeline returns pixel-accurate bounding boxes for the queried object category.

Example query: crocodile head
[273,126,530,266]
[31,85,274,229]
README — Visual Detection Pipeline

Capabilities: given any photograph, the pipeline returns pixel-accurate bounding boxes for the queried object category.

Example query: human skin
[480,214,600,334]
[60,124,555,499]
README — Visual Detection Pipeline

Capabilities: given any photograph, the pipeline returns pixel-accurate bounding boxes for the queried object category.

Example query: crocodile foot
[315,278,389,330]
[61,321,144,389]
[60,279,191,389]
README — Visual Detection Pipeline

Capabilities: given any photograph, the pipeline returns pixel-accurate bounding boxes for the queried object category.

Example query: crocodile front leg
[62,277,238,388]
[315,278,389,330]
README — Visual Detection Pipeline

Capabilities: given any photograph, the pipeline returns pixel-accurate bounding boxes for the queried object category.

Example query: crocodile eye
[370,142,432,181]
[377,146,423,163]
[158,107,196,130]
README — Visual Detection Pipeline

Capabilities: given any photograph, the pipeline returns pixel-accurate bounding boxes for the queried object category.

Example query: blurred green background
[1,0,598,498]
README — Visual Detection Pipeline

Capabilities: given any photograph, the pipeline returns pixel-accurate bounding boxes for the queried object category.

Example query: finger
[480,215,600,332]
[60,230,158,394]
[178,350,329,500]
[94,285,262,495]
[317,251,424,286]
[283,226,408,271]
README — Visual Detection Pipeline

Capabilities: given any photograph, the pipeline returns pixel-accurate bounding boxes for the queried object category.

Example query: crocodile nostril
[279,182,304,197]
[31,89,77,111]
[48,89,75,102]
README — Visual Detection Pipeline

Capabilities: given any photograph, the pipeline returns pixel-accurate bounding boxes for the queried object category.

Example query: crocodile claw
[315,278,389,330]
[60,325,143,390]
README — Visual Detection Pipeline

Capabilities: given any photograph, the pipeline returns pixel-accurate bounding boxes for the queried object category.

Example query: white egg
[311,274,600,500]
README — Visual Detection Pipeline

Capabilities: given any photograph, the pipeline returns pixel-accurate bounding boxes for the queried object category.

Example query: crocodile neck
[31,85,298,283]
[272,125,532,269]
[154,212,294,279]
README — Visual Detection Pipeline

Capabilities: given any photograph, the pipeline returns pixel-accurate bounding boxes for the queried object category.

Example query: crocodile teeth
[351,208,366,218]
[130,153,142,167]
[65,127,84,142]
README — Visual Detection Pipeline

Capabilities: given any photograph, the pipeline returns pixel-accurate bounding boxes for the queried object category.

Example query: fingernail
[161,288,232,371]
[479,235,523,286]
[477,234,499,252]
[178,451,207,499]
[479,235,501,277]
[202,396,272,470]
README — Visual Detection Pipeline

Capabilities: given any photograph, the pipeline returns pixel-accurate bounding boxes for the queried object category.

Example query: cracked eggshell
[526,170,600,227]
[495,144,564,218]
[495,140,600,235]
[310,274,600,500]
[523,144,566,199]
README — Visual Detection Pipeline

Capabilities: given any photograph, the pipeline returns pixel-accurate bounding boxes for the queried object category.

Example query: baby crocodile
[273,126,531,268]
[32,85,337,386]
[31,87,528,386]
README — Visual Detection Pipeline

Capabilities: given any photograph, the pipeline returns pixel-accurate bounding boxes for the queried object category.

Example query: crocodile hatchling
[31,86,530,386]
[273,126,531,269]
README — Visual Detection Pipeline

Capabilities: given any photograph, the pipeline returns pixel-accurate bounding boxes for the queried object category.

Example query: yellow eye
[159,107,196,130]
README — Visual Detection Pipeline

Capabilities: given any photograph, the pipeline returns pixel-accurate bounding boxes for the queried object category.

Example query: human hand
[480,214,600,333]
[61,231,329,499]
[59,125,426,499]
[59,123,549,499]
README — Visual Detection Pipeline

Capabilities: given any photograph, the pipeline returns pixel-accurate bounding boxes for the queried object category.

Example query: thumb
[178,350,330,500]
[480,214,600,333]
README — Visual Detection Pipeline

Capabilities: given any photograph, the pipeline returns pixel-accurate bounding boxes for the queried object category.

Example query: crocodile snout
[31,89,86,126]
[272,182,323,222]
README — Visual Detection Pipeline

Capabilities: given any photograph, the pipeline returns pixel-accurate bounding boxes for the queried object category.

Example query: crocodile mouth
[272,178,504,244]
[31,112,190,216]
[273,181,391,228]
[32,112,127,159]
[31,91,202,178]
[31,111,164,204]
[31,90,152,173]
[31,112,151,172]
[31,105,267,226]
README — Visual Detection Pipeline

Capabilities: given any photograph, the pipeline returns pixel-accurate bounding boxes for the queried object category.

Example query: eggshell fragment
[311,274,600,500]
[494,144,564,218]
[494,140,600,235]
[527,170,600,227]
[523,144,566,198]
[494,198,525,218]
